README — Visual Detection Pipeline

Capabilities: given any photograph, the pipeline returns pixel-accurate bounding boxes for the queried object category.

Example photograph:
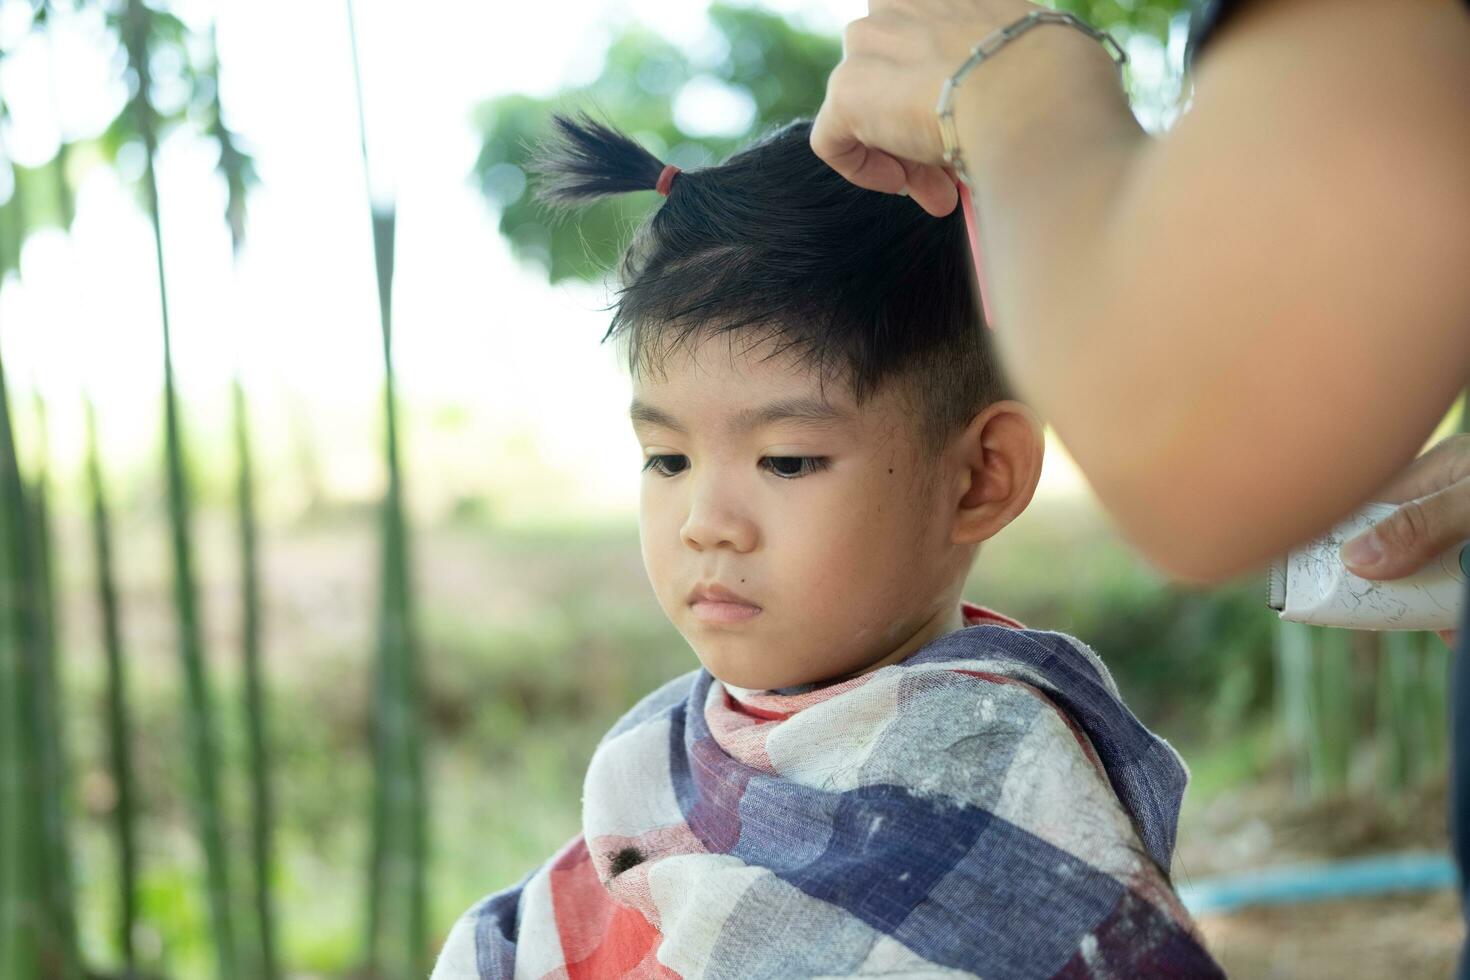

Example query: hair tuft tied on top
[530,112,670,209]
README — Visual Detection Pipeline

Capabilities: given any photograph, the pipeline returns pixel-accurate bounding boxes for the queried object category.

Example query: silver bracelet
[935,11,1128,187]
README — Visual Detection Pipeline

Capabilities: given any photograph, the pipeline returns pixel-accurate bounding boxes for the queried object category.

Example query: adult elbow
[1088,455,1297,588]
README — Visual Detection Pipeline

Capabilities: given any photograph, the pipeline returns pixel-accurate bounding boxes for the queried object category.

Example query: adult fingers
[811,71,958,213]
[900,157,960,216]
[809,108,956,214]
[1340,476,1470,580]
[812,17,955,204]
[1367,433,1470,504]
[810,96,911,195]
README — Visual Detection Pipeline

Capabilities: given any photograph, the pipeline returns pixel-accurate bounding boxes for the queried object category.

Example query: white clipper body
[1267,502,1467,631]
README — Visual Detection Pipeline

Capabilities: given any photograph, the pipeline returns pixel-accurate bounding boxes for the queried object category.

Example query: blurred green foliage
[1054,0,1191,40]
[0,0,255,281]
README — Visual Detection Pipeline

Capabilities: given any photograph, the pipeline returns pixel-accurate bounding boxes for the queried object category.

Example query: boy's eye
[762,456,830,479]
[642,455,829,479]
[642,454,689,477]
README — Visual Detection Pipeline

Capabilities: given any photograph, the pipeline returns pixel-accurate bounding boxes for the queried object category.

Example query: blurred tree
[0,159,69,281]
[116,0,241,976]
[0,0,200,283]
[0,350,46,980]
[472,1,1191,284]
[1,7,87,977]
[83,394,142,978]
[26,394,83,980]
[345,2,429,976]
[198,20,281,980]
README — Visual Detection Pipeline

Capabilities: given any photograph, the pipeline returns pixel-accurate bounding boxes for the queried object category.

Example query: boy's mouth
[689,600,762,624]
[687,583,762,624]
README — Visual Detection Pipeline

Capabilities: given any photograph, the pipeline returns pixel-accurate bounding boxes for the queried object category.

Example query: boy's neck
[827,600,969,685]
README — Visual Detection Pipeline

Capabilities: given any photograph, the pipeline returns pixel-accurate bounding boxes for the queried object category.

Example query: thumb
[898,159,959,217]
[1340,481,1470,580]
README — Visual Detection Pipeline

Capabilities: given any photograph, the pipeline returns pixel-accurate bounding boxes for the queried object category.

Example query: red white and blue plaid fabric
[432,604,1223,978]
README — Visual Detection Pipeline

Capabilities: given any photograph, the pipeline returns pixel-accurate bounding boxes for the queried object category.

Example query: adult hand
[810,0,1043,218]
[1340,433,1470,647]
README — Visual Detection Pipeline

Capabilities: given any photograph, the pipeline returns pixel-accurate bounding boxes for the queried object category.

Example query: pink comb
[957,181,995,330]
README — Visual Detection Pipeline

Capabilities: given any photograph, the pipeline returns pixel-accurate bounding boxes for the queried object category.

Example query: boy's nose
[680,483,758,553]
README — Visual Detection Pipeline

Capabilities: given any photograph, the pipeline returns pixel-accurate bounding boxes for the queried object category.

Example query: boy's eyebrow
[629,396,856,435]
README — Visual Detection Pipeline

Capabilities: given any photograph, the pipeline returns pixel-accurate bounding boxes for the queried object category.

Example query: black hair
[530,111,1011,455]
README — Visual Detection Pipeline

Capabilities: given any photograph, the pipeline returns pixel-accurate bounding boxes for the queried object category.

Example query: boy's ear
[949,400,1045,546]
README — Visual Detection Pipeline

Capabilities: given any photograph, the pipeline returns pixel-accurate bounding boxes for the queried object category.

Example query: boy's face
[631,333,970,691]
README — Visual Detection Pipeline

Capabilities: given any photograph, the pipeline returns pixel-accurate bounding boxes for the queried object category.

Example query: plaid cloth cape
[432,603,1224,979]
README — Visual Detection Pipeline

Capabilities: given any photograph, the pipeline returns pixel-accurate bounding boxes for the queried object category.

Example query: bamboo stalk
[1276,619,1315,796]
[1313,628,1354,794]
[0,84,80,970]
[373,204,428,978]
[84,397,140,973]
[231,376,277,980]
[27,394,82,979]
[0,72,25,972]
[346,3,428,973]
[206,21,278,976]
[120,1,239,975]
[1378,631,1419,791]
[1423,632,1450,778]
[0,345,41,980]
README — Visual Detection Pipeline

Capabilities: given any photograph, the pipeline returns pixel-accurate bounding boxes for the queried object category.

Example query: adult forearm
[945,33,1235,568]
[953,47,1154,445]
[947,3,1470,581]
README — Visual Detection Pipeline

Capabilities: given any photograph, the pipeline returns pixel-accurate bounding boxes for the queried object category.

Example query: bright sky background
[0,0,1186,523]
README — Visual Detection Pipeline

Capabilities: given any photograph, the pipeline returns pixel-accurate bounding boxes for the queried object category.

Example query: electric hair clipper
[1267,502,1468,630]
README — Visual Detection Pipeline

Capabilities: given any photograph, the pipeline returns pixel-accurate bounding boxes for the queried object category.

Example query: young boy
[431,115,1222,979]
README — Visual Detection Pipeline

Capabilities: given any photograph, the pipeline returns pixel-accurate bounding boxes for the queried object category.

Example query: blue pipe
[1177,852,1456,916]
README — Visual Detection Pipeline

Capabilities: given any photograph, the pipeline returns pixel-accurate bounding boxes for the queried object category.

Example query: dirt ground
[1178,770,1460,977]
[1198,890,1461,979]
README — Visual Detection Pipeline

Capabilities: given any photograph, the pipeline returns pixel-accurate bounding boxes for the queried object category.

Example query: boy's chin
[692,646,788,693]
[690,643,847,693]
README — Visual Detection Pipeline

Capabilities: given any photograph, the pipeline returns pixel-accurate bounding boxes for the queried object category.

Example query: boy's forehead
[634,332,849,407]
[643,327,816,381]
[625,328,928,441]
[629,388,857,435]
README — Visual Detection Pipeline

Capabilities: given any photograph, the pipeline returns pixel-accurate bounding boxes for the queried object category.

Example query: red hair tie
[655,163,680,197]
